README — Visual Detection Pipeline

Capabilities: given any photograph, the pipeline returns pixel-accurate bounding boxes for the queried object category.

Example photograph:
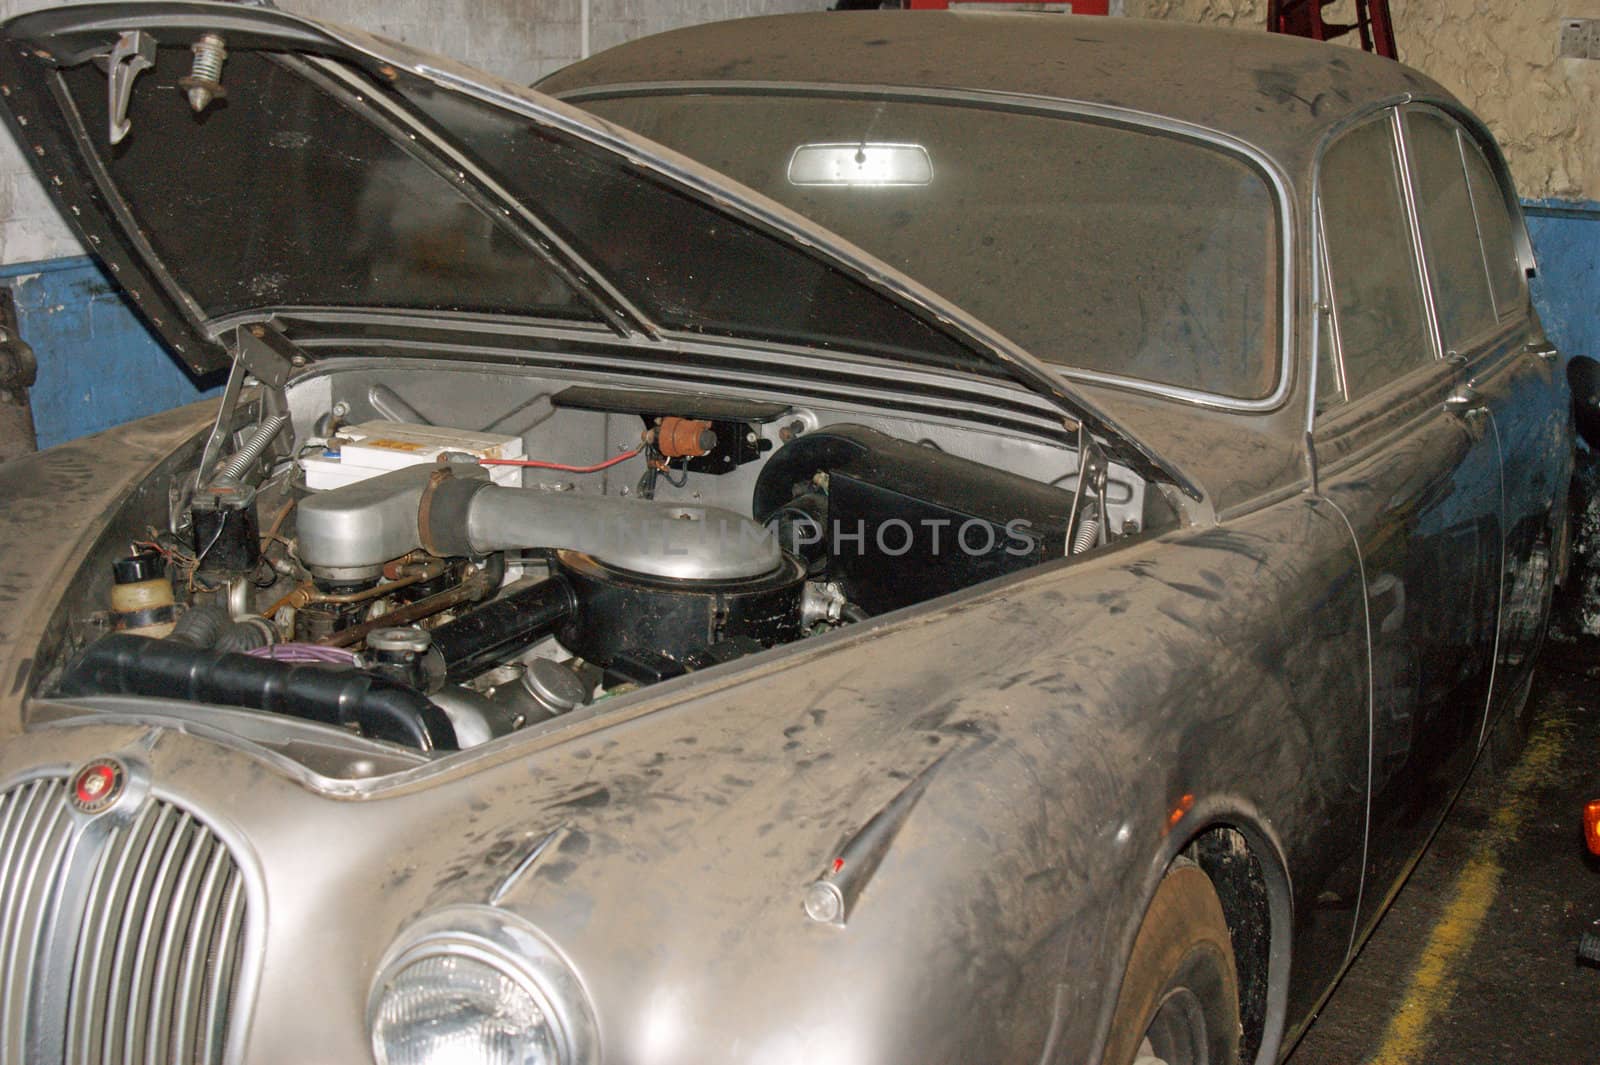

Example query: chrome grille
[0,775,248,1065]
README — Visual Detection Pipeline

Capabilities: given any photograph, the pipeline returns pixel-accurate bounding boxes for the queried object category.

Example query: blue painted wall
[0,256,221,450]
[1525,199,1600,360]
[1,199,1596,450]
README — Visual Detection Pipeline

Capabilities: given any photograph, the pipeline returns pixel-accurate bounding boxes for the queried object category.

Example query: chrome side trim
[1317,497,1375,967]
[1478,408,1507,752]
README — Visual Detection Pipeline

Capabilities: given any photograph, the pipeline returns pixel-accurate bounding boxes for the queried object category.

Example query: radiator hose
[168,604,276,653]
[60,633,459,751]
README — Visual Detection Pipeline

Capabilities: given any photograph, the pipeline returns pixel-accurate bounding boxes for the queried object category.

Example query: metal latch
[102,30,156,146]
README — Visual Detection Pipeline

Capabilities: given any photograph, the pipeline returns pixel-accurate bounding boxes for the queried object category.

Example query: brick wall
[1129,0,1600,202]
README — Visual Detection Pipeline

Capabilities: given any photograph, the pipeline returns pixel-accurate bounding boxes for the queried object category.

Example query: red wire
[477,446,643,473]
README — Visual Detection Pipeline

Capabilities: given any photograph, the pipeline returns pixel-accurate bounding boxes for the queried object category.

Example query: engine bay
[47,361,1169,763]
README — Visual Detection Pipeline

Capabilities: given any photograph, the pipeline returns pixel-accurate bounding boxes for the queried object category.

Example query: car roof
[539,11,1458,181]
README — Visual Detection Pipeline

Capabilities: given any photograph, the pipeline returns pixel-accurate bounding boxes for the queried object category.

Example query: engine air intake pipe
[296,464,780,582]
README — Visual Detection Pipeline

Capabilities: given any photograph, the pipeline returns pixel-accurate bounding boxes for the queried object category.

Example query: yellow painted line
[1366,717,1571,1065]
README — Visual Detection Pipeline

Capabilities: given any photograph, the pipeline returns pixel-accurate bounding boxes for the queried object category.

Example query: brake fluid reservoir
[110,549,177,637]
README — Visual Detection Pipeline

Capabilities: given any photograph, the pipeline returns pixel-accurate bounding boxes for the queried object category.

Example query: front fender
[0,399,216,731]
[341,493,1366,1065]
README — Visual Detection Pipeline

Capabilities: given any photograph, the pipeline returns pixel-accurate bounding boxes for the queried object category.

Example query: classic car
[0,5,1572,1065]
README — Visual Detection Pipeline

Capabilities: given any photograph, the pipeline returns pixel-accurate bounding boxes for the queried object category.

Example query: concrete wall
[1129,0,1600,203]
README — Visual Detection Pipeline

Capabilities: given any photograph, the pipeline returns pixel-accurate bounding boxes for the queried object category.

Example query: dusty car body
[0,5,1572,1065]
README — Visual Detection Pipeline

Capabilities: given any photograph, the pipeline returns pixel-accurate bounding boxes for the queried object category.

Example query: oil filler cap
[521,658,590,714]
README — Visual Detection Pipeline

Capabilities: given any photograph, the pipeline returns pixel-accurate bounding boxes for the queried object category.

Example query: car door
[1401,107,1566,731]
[1310,110,1504,946]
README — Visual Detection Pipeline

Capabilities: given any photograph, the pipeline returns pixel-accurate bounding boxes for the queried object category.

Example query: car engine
[49,367,1164,759]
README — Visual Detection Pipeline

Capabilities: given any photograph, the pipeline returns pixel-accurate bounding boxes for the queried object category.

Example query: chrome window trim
[0,756,267,1065]
[1389,107,1447,364]
[556,80,1299,414]
[1447,121,1508,324]
[1307,93,1535,435]
[1310,223,1345,414]
[1397,104,1516,347]
[1455,132,1533,322]
[1308,100,1392,433]
[1307,99,1448,427]
[1388,94,1538,284]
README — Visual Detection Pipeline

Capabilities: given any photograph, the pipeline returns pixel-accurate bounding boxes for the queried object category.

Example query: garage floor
[1286,643,1600,1065]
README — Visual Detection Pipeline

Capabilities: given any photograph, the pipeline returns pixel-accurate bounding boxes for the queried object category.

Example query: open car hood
[0,2,1196,497]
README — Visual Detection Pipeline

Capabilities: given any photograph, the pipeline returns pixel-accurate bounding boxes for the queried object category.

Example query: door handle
[1525,342,1559,362]
[1444,387,1486,419]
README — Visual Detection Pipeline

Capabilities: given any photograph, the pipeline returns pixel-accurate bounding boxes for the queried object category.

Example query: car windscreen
[578,92,1283,401]
[390,81,986,372]
[56,49,986,374]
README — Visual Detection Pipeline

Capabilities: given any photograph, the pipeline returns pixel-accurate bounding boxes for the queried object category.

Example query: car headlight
[369,906,598,1065]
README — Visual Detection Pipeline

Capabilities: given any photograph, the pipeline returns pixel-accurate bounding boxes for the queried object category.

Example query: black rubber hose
[429,575,576,683]
[168,605,274,653]
[213,616,275,654]
[167,603,230,648]
[60,634,458,751]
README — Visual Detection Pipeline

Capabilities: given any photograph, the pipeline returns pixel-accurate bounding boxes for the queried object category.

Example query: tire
[1102,863,1241,1065]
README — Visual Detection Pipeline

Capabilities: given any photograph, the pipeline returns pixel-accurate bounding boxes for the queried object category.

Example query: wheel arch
[1093,797,1294,1065]
[1180,817,1293,1065]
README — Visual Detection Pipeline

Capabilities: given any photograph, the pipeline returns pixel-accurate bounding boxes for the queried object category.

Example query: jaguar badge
[69,758,127,815]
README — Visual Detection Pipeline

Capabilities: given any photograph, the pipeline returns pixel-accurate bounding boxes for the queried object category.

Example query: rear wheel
[1104,862,1241,1065]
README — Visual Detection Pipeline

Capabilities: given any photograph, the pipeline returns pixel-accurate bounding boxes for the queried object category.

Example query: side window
[1404,111,1496,347]
[1460,138,1528,319]
[1321,116,1434,400]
